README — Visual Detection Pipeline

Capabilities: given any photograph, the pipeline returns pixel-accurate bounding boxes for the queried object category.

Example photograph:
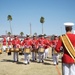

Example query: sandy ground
[0,48,62,75]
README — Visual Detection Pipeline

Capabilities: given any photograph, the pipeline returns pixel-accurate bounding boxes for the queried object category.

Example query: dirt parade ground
[0,48,62,75]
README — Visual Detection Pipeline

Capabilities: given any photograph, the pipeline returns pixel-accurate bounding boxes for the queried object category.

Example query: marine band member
[12,35,21,62]
[22,35,32,65]
[56,22,75,75]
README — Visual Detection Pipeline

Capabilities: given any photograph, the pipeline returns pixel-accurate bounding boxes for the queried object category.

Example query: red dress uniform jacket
[37,38,46,48]
[56,33,75,64]
[32,38,39,49]
[22,38,32,48]
[8,40,12,46]
[12,38,21,48]
[44,39,51,49]
[3,38,7,46]
[52,39,58,48]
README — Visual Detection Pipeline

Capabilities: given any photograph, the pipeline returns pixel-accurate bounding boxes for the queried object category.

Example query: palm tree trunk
[42,23,44,34]
[9,21,12,35]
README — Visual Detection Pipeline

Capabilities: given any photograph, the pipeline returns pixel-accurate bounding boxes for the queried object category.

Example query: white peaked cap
[7,37,10,41]
[64,22,74,26]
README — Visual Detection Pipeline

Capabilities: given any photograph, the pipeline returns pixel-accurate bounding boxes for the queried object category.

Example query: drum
[6,48,10,53]
[31,49,35,52]
[54,49,58,54]
[24,48,31,54]
[19,48,23,55]
[10,48,14,52]
[0,49,2,54]
[14,48,19,52]
[38,48,45,53]
[35,49,38,53]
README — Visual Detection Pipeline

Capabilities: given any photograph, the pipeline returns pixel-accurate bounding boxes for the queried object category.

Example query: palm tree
[7,15,12,35]
[7,32,11,36]
[40,16,45,34]
[20,32,24,36]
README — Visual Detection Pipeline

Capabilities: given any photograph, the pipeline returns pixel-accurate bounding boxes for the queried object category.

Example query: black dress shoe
[13,60,18,63]
[57,62,58,65]
[31,60,35,62]
[28,62,30,64]
[25,63,27,65]
[54,64,56,66]
[17,60,18,62]
[42,60,44,63]
[38,61,41,63]
[35,58,36,60]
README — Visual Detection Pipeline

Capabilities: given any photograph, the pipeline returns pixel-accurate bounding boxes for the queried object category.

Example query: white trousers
[13,52,18,62]
[32,52,35,60]
[24,53,30,64]
[52,54,59,65]
[38,52,44,62]
[8,45,12,48]
[3,46,7,51]
[63,63,75,75]
[44,48,49,59]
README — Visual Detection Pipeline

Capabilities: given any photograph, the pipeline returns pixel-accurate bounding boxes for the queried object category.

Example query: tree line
[7,15,45,36]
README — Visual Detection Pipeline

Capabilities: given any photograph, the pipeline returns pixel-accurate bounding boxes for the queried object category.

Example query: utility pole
[61,26,62,35]
[30,23,32,36]
[6,30,7,35]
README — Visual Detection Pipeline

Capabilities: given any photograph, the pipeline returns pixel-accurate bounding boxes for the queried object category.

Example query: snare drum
[0,49,2,54]
[6,48,10,53]
[19,48,23,55]
[14,48,19,52]
[54,49,58,54]
[38,48,45,53]
[10,48,14,52]
[24,48,31,54]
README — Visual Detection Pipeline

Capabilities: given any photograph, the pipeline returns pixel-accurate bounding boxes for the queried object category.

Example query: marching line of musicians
[0,34,62,65]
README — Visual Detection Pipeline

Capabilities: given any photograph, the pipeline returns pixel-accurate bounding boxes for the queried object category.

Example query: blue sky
[0,0,75,36]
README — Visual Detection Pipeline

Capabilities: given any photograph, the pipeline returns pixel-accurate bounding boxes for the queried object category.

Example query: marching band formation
[0,22,75,75]
[0,34,61,65]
